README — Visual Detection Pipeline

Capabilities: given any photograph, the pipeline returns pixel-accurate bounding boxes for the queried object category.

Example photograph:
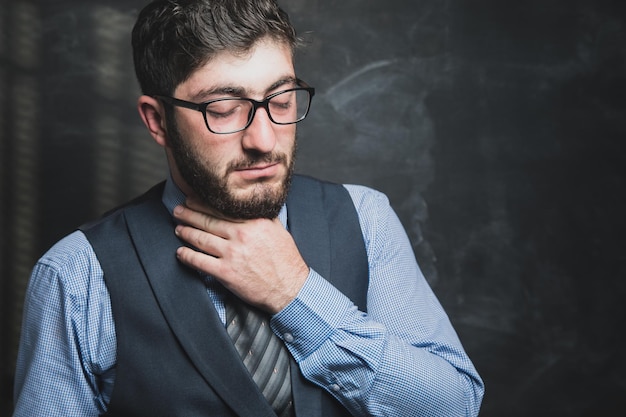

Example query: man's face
[165,38,298,219]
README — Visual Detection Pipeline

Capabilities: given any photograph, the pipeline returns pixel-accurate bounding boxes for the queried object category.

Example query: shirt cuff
[270,269,355,362]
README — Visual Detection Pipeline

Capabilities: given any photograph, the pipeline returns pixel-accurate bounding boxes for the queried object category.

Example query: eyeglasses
[155,80,315,134]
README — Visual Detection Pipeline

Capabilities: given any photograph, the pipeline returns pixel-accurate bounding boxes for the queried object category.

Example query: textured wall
[1,0,625,415]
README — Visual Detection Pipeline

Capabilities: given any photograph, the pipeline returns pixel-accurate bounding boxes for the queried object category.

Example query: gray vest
[82,175,368,417]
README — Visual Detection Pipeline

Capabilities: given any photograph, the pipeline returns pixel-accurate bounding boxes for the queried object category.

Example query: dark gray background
[1,0,625,415]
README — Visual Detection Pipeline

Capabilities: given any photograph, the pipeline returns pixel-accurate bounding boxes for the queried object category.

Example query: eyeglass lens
[205,89,311,134]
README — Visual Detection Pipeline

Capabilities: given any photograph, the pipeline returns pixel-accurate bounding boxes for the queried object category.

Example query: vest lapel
[285,175,329,417]
[286,175,331,278]
[124,200,276,417]
[285,175,368,417]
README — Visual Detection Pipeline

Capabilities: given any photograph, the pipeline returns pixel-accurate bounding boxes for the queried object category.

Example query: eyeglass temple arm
[154,95,204,112]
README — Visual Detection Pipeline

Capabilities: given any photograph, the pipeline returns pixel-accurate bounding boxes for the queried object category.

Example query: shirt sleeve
[13,231,115,417]
[270,185,484,416]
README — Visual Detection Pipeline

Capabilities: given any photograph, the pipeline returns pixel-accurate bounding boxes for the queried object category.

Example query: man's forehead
[175,38,295,100]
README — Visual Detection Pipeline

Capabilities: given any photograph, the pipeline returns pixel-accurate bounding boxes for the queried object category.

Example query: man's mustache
[227,152,288,172]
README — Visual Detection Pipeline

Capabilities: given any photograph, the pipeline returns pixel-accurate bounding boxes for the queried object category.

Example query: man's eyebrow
[265,76,298,94]
[189,86,246,102]
[189,77,298,102]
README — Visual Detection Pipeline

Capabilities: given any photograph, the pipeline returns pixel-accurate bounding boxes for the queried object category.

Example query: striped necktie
[226,295,294,417]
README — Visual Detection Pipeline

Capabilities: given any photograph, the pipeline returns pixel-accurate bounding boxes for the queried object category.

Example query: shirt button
[330,383,341,392]
[283,332,295,343]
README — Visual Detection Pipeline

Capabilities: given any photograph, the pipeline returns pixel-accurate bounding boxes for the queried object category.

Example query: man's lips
[234,162,281,180]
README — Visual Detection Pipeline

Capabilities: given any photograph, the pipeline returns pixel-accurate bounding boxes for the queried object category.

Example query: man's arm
[271,270,482,416]
[269,185,482,416]
[13,231,114,417]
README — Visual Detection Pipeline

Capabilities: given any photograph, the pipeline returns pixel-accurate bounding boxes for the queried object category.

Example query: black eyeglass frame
[155,79,315,134]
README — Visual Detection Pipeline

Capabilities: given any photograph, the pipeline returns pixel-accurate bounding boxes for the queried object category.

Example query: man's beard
[166,113,296,220]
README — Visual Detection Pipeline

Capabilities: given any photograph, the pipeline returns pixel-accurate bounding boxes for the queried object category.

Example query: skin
[136,38,310,314]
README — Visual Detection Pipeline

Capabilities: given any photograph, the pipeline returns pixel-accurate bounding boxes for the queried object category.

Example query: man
[13,0,484,416]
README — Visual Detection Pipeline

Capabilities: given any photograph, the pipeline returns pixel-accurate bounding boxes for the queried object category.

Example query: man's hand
[173,199,310,314]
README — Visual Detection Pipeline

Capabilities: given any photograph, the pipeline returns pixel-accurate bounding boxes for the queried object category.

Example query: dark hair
[132,0,299,95]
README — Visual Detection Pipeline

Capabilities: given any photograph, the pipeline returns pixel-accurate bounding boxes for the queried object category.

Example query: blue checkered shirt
[13,178,484,416]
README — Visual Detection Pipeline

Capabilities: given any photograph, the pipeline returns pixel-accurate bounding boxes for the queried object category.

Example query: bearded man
[13,1,484,416]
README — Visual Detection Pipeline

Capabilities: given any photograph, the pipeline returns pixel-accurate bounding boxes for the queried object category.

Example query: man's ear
[137,95,169,147]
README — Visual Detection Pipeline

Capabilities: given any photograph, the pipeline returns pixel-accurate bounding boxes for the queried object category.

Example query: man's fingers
[175,224,224,255]
[173,205,230,238]
[176,245,220,276]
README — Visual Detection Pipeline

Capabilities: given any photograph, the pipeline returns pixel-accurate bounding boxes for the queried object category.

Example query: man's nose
[241,107,277,153]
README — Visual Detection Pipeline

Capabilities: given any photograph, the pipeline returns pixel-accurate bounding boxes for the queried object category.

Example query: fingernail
[174,205,184,215]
